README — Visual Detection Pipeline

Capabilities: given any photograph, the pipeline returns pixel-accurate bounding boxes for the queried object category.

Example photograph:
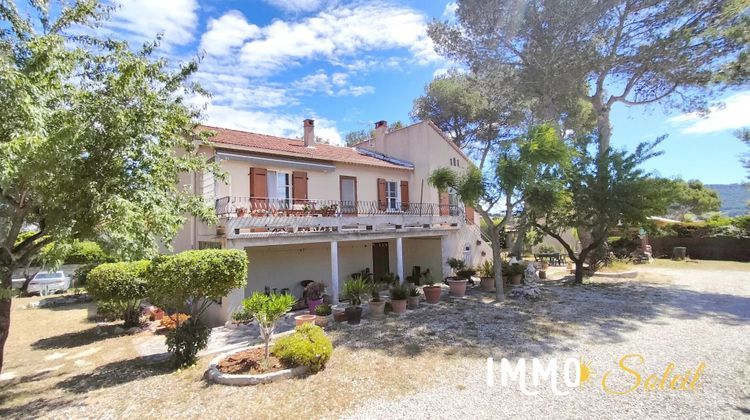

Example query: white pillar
[396,237,404,284]
[330,241,339,304]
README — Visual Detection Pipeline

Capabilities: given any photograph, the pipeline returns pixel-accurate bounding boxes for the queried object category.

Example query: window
[449,187,460,216]
[267,171,291,203]
[385,181,399,211]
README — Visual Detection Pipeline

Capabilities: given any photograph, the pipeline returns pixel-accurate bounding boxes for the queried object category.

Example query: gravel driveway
[343,265,750,419]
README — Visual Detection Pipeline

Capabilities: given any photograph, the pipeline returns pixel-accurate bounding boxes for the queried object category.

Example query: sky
[85,0,750,184]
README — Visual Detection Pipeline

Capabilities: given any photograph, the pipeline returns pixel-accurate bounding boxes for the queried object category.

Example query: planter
[423,285,442,304]
[390,299,407,315]
[333,311,347,322]
[407,295,420,309]
[307,298,324,315]
[511,274,523,286]
[314,315,330,328]
[447,279,468,297]
[216,226,226,236]
[480,277,496,292]
[294,314,316,327]
[345,306,363,325]
[206,345,309,386]
[236,208,247,218]
[369,300,385,319]
[538,270,547,279]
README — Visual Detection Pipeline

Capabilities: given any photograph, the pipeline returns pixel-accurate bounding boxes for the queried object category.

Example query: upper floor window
[385,181,399,211]
[267,171,291,202]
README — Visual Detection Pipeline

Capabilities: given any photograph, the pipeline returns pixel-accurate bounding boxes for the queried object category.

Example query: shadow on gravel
[56,358,173,394]
[0,396,79,419]
[328,276,750,358]
[30,326,111,350]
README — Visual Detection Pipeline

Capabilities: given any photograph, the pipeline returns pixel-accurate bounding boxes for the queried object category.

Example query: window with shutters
[385,181,399,211]
[267,171,292,202]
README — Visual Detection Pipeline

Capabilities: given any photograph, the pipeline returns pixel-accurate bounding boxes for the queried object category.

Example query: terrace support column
[331,241,339,304]
[396,237,404,284]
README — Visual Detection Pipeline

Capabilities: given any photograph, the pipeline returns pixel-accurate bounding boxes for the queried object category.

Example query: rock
[126,326,141,334]
[509,285,543,300]
[114,326,125,334]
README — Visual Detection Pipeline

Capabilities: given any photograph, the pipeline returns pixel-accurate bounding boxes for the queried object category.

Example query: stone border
[206,343,309,386]
[592,270,639,279]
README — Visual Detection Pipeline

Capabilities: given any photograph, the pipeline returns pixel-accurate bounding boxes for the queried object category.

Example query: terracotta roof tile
[197,125,411,170]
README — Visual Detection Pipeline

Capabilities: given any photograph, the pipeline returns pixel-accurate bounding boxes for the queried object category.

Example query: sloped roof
[197,125,412,170]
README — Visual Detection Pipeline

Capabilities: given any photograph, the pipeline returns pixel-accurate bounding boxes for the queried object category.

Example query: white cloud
[292,70,374,97]
[669,92,750,134]
[200,10,261,56]
[237,3,439,75]
[203,104,342,145]
[107,0,199,48]
[264,0,327,13]
[443,2,458,19]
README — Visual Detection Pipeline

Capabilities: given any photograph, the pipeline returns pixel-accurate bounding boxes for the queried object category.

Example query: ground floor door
[372,242,390,281]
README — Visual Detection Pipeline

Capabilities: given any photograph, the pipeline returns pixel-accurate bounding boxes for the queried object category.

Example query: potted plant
[422,271,442,304]
[304,281,325,315]
[389,284,408,315]
[368,282,386,319]
[343,276,368,325]
[477,260,496,292]
[407,286,420,309]
[506,263,525,286]
[446,257,466,279]
[314,304,332,327]
[236,207,247,217]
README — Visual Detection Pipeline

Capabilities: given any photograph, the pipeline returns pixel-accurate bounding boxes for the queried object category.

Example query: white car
[27,271,71,295]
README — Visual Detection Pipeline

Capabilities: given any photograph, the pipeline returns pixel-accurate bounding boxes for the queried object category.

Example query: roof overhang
[215,151,336,172]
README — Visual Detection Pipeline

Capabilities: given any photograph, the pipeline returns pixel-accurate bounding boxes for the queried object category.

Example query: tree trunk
[0,268,13,373]
[574,259,585,284]
[512,226,526,257]
[491,229,505,302]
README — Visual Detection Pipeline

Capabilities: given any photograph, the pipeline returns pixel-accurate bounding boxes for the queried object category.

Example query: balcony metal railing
[215,196,463,218]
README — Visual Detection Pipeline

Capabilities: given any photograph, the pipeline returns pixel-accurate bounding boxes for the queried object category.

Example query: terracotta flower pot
[390,299,407,315]
[511,274,523,286]
[314,315,330,328]
[294,314,316,327]
[369,300,385,318]
[538,270,547,279]
[307,298,323,315]
[448,279,468,297]
[345,307,363,325]
[407,295,420,309]
[423,285,442,304]
[480,277,496,292]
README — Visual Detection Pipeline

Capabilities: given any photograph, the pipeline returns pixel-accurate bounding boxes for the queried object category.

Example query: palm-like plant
[343,276,369,307]
[242,292,295,366]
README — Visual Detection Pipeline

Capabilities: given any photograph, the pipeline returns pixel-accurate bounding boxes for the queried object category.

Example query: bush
[146,249,248,367]
[315,304,332,316]
[95,301,120,321]
[87,261,150,327]
[73,263,99,288]
[272,324,333,373]
[231,306,253,323]
[389,284,408,300]
[166,318,210,368]
[64,241,115,265]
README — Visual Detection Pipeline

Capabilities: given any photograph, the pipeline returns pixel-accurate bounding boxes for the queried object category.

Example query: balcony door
[339,176,357,215]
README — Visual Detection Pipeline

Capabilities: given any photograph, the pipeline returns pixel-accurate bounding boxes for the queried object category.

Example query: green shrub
[166,318,210,368]
[64,241,115,265]
[87,261,150,327]
[73,263,99,288]
[147,249,248,367]
[315,304,332,316]
[272,324,333,373]
[231,306,254,323]
[389,284,408,300]
[95,301,121,321]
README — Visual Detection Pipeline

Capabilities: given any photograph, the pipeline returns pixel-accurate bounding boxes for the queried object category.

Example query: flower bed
[206,344,309,386]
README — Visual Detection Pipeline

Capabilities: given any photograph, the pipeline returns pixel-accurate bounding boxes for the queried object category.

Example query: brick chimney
[303,119,315,147]
[372,120,387,146]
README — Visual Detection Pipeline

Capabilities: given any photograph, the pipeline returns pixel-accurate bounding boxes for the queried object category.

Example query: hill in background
[707,184,750,216]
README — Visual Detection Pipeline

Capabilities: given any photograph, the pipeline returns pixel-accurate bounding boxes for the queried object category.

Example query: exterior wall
[441,224,492,278]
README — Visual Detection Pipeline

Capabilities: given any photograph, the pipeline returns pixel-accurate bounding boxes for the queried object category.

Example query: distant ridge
[706,184,750,216]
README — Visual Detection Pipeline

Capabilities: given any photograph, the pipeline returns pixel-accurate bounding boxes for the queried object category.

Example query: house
[173,119,491,325]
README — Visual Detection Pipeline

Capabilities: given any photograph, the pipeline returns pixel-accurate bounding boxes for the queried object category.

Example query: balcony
[214,196,464,238]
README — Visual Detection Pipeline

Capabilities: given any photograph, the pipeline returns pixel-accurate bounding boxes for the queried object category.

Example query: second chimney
[372,120,387,145]
[303,119,315,147]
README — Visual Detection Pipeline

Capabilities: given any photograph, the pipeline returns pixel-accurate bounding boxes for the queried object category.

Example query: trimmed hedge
[146,249,248,315]
[87,261,150,327]
[64,241,115,265]
[272,324,333,373]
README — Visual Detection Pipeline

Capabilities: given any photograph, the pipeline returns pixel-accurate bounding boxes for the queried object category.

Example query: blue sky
[96,0,749,184]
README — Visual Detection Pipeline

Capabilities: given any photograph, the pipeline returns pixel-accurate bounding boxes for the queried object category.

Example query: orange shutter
[377,178,387,211]
[292,171,308,204]
[465,205,475,224]
[249,168,268,209]
[400,180,409,211]
[439,191,450,216]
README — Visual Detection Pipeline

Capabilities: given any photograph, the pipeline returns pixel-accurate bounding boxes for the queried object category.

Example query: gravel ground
[343,265,750,419]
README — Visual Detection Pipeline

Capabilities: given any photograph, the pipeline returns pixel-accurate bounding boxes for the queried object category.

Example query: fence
[648,236,750,262]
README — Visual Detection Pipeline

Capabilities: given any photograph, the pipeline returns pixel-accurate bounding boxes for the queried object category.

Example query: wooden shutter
[465,205,475,224]
[400,180,409,211]
[249,168,268,209]
[377,178,387,211]
[439,191,450,216]
[292,171,308,204]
